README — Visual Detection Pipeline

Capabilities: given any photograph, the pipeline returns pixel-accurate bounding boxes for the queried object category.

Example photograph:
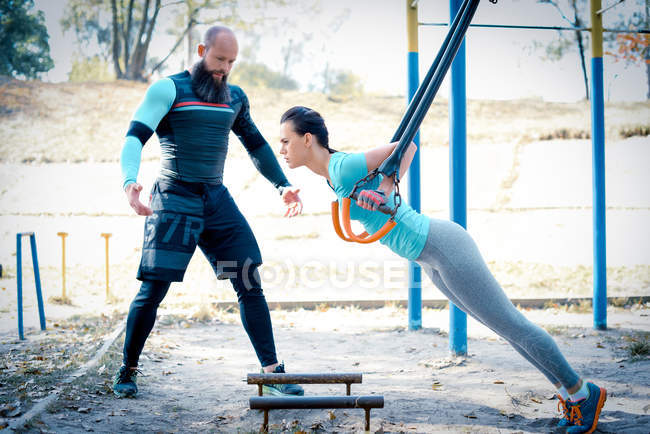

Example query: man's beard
[190,59,231,104]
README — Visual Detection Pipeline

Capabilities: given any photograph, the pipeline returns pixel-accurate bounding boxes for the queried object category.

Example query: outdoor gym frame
[403,0,647,354]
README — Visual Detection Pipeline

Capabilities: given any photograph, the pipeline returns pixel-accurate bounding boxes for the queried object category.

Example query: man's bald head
[203,26,237,49]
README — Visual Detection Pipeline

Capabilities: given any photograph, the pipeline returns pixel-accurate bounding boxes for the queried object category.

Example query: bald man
[114,26,304,398]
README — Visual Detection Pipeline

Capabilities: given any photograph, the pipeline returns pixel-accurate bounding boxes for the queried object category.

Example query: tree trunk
[110,0,123,78]
[123,0,134,72]
[283,39,293,77]
[322,61,330,93]
[126,0,150,80]
[138,0,160,79]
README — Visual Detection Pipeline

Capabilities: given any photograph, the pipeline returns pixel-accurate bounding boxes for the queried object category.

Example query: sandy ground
[4,304,649,433]
[0,136,649,432]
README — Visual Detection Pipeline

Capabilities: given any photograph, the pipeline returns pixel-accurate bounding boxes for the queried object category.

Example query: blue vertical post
[16,232,46,340]
[590,0,607,330]
[29,234,46,331]
[449,0,468,355]
[406,0,422,330]
[16,234,24,340]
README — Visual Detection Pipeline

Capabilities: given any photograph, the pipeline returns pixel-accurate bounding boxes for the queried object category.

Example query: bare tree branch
[161,0,185,8]
[151,15,195,73]
[538,0,575,26]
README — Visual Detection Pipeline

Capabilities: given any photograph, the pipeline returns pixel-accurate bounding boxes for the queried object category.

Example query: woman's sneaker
[262,363,305,396]
[112,365,139,398]
[557,394,573,427]
[566,382,607,433]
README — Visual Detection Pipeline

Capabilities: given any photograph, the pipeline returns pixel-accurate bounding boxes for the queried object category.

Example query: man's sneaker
[557,394,573,427]
[261,363,304,397]
[566,382,607,433]
[112,365,139,398]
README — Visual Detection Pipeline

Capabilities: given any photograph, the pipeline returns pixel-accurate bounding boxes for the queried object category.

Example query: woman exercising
[278,105,606,434]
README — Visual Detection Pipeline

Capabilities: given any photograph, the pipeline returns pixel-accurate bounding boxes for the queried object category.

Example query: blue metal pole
[29,234,46,331]
[406,0,422,330]
[449,0,468,355]
[16,234,24,340]
[590,0,607,330]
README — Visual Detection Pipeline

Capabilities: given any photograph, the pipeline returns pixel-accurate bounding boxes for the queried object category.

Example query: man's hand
[357,189,387,211]
[125,183,153,216]
[281,186,303,218]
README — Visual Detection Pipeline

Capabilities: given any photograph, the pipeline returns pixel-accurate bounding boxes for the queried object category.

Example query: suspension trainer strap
[391,0,473,145]
[379,0,480,179]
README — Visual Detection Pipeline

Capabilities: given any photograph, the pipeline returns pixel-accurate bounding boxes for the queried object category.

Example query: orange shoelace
[570,405,584,426]
[558,397,572,422]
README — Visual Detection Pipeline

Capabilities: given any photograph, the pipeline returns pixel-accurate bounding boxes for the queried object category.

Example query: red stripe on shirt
[172,101,230,108]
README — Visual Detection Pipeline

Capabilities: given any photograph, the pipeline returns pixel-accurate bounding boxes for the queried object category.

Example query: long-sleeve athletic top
[120,70,290,190]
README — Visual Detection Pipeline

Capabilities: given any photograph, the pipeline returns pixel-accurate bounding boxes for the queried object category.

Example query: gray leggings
[415,218,580,389]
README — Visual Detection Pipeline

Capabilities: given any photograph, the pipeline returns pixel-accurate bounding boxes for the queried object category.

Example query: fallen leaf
[0,401,22,418]
[494,380,504,384]
[328,410,336,420]
[531,397,542,404]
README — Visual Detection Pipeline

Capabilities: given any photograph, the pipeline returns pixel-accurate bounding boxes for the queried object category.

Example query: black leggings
[123,266,278,367]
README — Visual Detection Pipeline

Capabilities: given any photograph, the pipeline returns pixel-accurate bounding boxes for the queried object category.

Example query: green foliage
[68,55,114,82]
[538,38,575,62]
[60,0,111,57]
[229,61,298,90]
[0,0,54,79]
[328,70,364,97]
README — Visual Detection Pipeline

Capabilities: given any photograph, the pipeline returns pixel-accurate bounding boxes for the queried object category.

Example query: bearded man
[113,25,304,398]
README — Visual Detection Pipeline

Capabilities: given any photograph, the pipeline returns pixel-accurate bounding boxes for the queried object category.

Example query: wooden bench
[247,372,384,432]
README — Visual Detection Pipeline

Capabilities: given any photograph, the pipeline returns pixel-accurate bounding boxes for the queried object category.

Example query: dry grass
[0,312,124,407]
[0,78,648,163]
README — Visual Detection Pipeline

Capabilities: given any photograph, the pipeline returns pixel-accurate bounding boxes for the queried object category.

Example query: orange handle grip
[330,198,397,244]
[331,201,356,242]
[341,198,396,243]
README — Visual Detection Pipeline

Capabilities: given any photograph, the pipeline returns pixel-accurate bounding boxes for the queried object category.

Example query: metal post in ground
[16,232,46,339]
[16,234,23,340]
[449,0,469,356]
[29,233,46,331]
[405,0,422,331]
[57,232,69,301]
[101,233,112,299]
[590,0,607,330]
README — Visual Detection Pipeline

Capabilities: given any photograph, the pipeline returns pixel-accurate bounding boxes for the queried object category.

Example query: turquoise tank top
[328,152,429,260]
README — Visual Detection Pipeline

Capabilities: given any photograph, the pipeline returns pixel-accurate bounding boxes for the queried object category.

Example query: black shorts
[137,178,262,282]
